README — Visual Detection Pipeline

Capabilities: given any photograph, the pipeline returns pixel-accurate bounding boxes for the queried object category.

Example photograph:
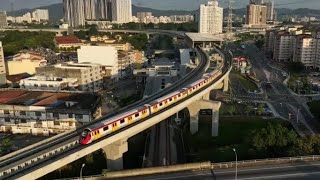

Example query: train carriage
[80,105,150,145]
[148,91,184,114]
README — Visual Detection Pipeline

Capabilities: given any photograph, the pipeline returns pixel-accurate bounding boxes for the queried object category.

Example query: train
[80,49,226,145]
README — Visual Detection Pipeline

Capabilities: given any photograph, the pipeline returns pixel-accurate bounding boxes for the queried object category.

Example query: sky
[0,0,319,11]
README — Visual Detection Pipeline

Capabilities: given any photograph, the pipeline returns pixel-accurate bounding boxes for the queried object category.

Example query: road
[242,43,319,136]
[116,162,320,180]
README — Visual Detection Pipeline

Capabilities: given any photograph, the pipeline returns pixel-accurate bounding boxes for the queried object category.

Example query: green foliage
[74,30,87,40]
[288,62,305,74]
[151,35,174,50]
[88,25,98,36]
[0,31,55,56]
[0,138,12,153]
[250,123,298,157]
[288,74,311,93]
[128,34,148,50]
[115,22,198,32]
[244,105,253,116]
[307,100,320,118]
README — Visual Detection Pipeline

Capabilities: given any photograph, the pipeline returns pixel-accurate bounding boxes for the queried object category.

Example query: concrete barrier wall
[103,162,211,178]
[0,128,76,162]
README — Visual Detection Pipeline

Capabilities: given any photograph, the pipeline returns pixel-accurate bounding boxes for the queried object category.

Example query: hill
[7,3,320,23]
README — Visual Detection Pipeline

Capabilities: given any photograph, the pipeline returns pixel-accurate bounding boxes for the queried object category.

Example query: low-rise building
[20,76,79,91]
[5,52,47,75]
[55,35,84,51]
[77,46,118,81]
[36,62,104,92]
[0,90,101,135]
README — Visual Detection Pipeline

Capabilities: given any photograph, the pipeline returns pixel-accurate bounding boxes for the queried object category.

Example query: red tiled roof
[55,35,82,45]
[0,91,29,103]
[6,73,31,83]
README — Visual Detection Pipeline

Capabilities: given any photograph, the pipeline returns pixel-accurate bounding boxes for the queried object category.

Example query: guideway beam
[188,100,221,136]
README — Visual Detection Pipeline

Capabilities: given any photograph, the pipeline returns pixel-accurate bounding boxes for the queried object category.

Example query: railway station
[185,33,224,48]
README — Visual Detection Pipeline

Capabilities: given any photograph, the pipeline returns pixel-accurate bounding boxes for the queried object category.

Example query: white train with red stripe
[80,68,223,145]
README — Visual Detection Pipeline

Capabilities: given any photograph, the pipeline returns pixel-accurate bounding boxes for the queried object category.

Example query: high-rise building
[0,11,8,28]
[246,3,267,25]
[63,0,86,27]
[97,0,109,20]
[84,0,97,20]
[0,42,6,85]
[199,0,223,35]
[265,1,274,21]
[111,0,132,23]
[32,9,49,21]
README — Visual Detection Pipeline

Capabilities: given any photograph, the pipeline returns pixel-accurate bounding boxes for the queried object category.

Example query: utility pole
[226,0,234,40]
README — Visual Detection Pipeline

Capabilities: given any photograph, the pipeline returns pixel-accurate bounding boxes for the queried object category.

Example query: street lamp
[233,148,238,180]
[80,163,85,179]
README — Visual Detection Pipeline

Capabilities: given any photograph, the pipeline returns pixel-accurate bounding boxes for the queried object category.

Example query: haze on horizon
[0,0,319,11]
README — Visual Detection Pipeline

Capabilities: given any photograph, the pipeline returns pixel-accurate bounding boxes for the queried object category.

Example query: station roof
[186,33,224,42]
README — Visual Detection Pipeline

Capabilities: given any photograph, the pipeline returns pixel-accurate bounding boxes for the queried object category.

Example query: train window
[135,113,139,117]
[128,116,132,120]
[159,102,163,106]
[193,87,195,90]
[178,94,181,97]
[103,126,109,131]
[113,123,116,127]
[169,98,172,101]
[120,119,125,124]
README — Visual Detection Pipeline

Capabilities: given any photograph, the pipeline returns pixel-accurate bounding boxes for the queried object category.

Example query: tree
[244,105,253,116]
[256,104,264,115]
[88,25,98,36]
[226,105,236,115]
[0,138,12,153]
[250,123,298,157]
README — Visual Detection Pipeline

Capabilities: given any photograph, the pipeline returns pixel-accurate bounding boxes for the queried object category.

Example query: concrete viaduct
[0,29,232,180]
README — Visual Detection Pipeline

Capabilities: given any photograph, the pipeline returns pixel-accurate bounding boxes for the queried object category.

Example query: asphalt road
[242,43,319,135]
[116,162,320,180]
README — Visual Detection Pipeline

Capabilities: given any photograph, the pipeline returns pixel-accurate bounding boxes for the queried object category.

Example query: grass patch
[307,100,320,118]
[186,117,291,162]
[232,71,258,91]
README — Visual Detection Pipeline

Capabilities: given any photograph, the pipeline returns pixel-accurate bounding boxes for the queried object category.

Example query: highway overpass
[0,31,232,180]
[0,28,186,38]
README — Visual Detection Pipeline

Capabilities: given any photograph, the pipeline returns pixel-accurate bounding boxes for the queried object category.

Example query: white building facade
[20,76,79,91]
[0,42,6,85]
[32,9,49,21]
[199,0,223,35]
[111,0,132,23]
[77,46,119,80]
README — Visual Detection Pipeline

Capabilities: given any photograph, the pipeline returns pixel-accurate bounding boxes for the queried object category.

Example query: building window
[21,119,27,123]
[75,114,83,119]
[20,111,26,116]
[5,118,10,122]
[68,114,73,118]
[4,110,9,115]
[35,111,42,117]
[54,121,60,126]
[53,113,59,118]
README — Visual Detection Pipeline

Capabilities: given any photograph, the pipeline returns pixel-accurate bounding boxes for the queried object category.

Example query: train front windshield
[81,130,89,138]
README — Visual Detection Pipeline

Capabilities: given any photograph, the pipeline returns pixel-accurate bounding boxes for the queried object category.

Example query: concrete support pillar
[187,100,221,136]
[212,109,219,137]
[202,92,210,100]
[146,34,150,39]
[188,107,199,135]
[102,138,128,170]
[223,76,229,92]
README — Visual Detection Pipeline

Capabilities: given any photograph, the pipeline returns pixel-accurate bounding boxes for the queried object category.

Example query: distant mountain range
[7,3,320,22]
